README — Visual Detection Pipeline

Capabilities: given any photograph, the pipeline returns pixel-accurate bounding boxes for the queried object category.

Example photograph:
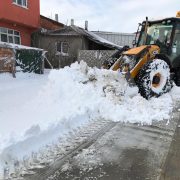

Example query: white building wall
[93,31,135,47]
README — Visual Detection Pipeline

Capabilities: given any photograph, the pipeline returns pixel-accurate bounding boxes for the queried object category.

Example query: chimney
[85,20,88,30]
[55,14,59,22]
[71,19,74,26]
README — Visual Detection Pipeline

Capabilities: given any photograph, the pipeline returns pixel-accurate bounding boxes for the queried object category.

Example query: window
[0,27,21,45]
[13,0,28,8]
[171,28,180,57]
[56,42,69,56]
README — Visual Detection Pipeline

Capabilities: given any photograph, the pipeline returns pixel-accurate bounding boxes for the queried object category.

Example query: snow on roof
[71,25,122,50]
[0,42,44,51]
[92,31,135,36]
[83,28,123,50]
[45,25,122,50]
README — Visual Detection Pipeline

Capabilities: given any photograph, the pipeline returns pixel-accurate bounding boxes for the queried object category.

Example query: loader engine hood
[123,45,148,55]
[123,45,160,56]
[111,45,160,79]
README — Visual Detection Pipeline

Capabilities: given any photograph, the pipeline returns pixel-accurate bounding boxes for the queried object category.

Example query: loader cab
[137,17,180,68]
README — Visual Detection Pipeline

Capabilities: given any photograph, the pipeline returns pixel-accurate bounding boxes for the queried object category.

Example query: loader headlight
[121,55,136,71]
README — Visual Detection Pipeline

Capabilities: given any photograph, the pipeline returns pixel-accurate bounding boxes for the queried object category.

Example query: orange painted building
[0,0,40,46]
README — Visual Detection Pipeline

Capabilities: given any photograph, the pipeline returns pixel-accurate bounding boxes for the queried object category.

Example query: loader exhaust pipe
[143,17,148,45]
[133,23,141,47]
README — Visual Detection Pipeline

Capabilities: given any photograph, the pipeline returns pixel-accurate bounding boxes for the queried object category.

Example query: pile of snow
[0,61,180,175]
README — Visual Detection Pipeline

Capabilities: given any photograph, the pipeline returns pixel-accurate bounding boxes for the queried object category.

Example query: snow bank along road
[0,61,180,179]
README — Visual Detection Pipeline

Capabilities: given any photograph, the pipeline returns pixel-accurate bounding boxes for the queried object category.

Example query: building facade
[40,15,64,31]
[0,0,40,46]
[32,25,121,68]
[92,31,135,47]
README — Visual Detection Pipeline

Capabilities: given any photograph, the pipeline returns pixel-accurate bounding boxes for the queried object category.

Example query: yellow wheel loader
[103,12,180,99]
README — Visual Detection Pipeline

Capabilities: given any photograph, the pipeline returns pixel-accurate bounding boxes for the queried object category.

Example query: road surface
[24,105,180,180]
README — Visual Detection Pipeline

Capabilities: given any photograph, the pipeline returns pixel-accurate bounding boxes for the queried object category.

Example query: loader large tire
[175,68,180,86]
[136,59,172,99]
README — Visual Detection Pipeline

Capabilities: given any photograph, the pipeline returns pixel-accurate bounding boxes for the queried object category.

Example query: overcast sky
[40,0,179,33]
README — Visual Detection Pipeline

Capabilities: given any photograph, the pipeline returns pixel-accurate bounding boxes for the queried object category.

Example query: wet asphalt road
[26,105,180,180]
[160,119,180,180]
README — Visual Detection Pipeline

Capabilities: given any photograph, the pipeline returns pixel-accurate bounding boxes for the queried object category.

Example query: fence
[78,50,116,68]
[53,54,76,69]
[0,47,16,77]
[16,49,44,74]
[0,43,45,75]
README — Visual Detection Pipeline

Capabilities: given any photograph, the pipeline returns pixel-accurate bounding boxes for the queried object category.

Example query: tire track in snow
[18,120,117,180]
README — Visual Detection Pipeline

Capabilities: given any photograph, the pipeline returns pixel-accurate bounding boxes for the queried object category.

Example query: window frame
[12,0,28,8]
[56,41,69,56]
[0,27,21,45]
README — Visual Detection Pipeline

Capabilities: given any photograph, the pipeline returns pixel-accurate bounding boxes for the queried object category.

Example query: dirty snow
[0,61,180,175]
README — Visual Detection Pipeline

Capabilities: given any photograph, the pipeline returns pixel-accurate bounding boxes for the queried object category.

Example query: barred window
[0,27,21,45]
[13,0,28,8]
